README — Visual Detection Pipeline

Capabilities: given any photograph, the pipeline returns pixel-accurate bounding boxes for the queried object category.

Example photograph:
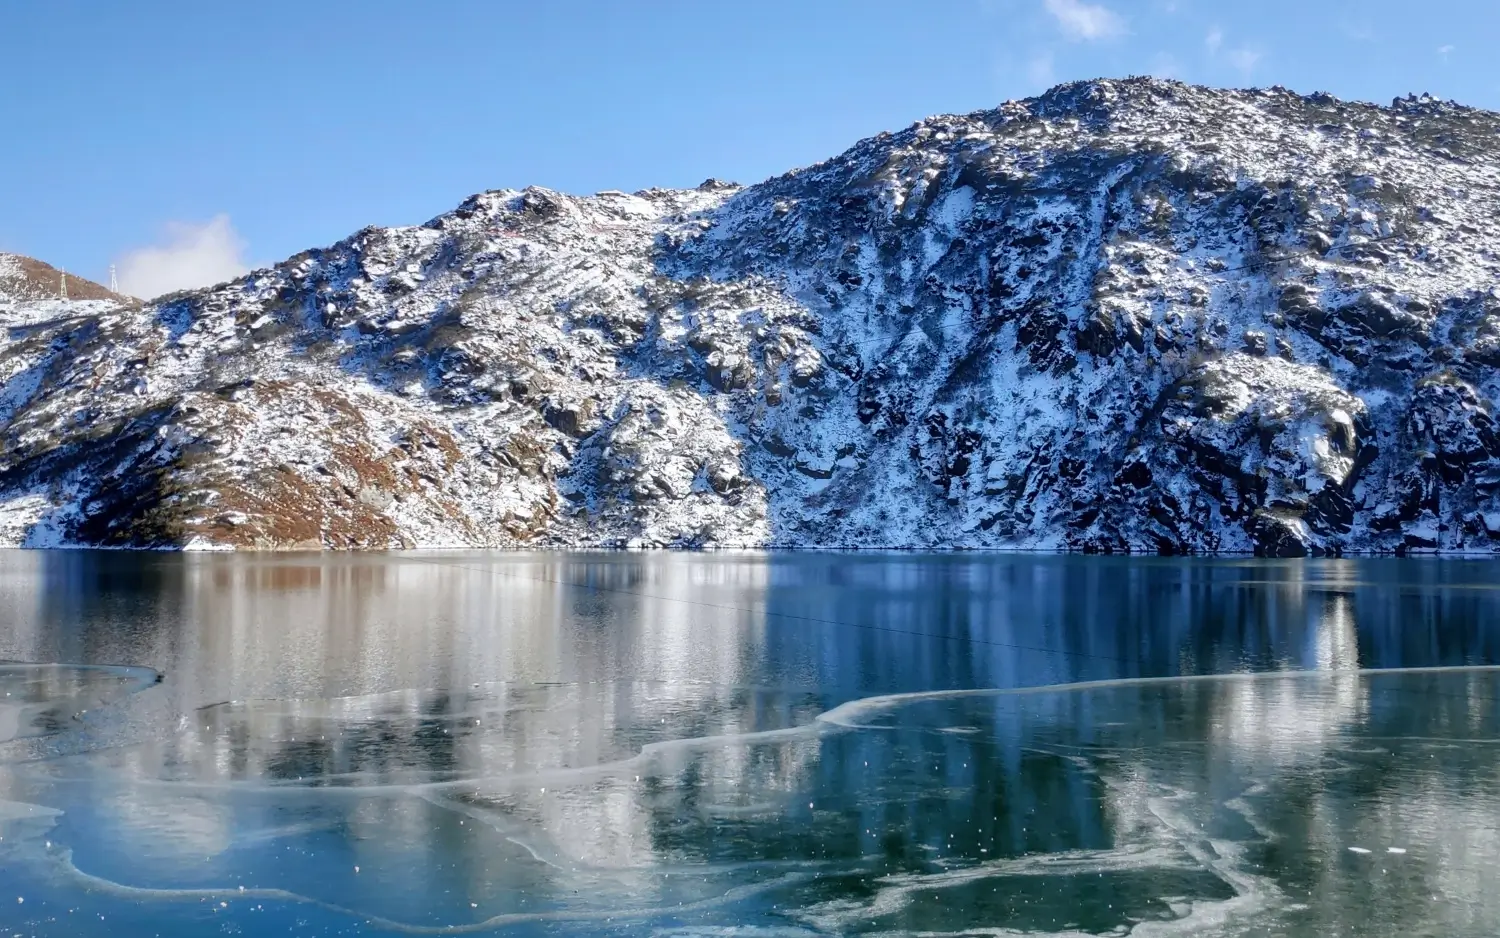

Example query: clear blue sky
[2,0,1496,293]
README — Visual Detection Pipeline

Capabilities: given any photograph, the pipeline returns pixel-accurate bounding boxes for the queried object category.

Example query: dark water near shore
[2,552,1500,936]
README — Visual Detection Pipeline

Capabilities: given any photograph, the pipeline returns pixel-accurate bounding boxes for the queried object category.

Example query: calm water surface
[2,552,1500,936]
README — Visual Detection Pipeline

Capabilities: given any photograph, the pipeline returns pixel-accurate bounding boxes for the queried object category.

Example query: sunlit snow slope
[3,79,1500,553]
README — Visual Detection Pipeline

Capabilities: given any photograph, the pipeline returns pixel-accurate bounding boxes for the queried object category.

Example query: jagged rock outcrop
[3,78,1500,553]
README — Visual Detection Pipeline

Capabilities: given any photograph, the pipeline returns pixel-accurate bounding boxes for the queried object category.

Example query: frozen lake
[2,551,1500,936]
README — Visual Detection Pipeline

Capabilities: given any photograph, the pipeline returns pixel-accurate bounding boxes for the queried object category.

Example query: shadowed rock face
[3,78,1500,554]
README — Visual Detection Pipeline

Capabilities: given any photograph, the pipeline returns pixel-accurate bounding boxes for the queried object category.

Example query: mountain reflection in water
[1,552,1499,936]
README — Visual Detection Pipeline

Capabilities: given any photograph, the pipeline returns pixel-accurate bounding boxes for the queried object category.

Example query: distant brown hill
[0,252,133,303]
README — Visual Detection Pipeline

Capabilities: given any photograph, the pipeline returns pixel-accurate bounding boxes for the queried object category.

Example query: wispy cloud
[1204,26,1258,78]
[115,215,250,300]
[1042,0,1124,41]
[1150,52,1183,79]
[1227,46,1262,75]
[1438,43,1454,59]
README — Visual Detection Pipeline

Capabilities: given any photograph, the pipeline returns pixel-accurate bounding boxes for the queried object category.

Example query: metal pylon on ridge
[109,265,118,294]
[59,267,67,300]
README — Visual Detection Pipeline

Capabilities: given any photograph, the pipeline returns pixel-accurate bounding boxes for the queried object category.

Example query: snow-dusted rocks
[3,78,1500,553]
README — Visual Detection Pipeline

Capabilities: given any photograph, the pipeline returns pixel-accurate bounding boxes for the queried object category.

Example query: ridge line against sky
[1,0,1494,299]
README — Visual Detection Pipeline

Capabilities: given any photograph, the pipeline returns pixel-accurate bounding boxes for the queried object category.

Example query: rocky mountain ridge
[3,78,1500,554]
[0,253,125,305]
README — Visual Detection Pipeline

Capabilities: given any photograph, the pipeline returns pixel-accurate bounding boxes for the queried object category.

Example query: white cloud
[1027,50,1058,89]
[1227,46,1262,75]
[1043,0,1124,41]
[1438,44,1454,58]
[1205,27,1224,55]
[115,215,250,300]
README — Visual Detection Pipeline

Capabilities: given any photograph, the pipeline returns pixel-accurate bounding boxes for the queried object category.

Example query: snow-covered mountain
[4,78,1500,554]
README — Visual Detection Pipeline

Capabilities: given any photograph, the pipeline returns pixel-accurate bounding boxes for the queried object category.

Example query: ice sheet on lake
[0,662,158,744]
[3,668,1500,935]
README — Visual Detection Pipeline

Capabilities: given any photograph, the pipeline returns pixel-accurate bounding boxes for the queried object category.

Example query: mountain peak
[0,252,133,305]
[3,80,1500,555]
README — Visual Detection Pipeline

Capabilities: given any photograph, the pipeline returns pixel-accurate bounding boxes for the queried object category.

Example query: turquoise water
[2,552,1499,936]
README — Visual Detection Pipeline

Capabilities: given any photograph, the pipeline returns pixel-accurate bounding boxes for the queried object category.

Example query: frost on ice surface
[2,79,1500,553]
